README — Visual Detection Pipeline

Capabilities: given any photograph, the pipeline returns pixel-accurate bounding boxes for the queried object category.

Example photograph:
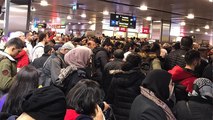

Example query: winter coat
[129,95,167,120]
[92,47,110,86]
[64,109,92,120]
[39,52,67,86]
[169,66,197,101]
[0,52,17,94]
[107,67,145,120]
[174,96,213,120]
[15,50,29,69]
[31,54,50,69]
[165,49,188,70]
[103,59,123,95]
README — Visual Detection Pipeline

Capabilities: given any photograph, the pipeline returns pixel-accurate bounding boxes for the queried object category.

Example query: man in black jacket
[92,40,113,87]
[31,45,54,69]
[164,36,193,70]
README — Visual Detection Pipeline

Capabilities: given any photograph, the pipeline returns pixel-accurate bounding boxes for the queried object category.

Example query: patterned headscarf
[191,78,213,99]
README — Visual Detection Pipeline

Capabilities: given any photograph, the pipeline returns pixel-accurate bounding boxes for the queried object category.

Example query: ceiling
[19,0,213,34]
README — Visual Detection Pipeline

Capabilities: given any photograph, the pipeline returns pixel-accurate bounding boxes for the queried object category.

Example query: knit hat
[22,86,66,120]
[192,78,213,99]
[61,41,75,50]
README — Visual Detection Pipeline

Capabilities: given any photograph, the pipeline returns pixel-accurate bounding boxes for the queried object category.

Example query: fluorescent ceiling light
[42,20,46,23]
[153,21,161,23]
[196,28,200,32]
[139,5,148,11]
[67,15,72,20]
[68,23,71,25]
[56,17,61,21]
[205,32,208,35]
[10,7,26,13]
[103,11,109,15]
[146,16,152,21]
[187,13,194,19]
[190,30,194,33]
[204,25,210,29]
[31,7,36,12]
[81,13,86,18]
[40,0,48,6]
[78,22,81,24]
[180,22,186,26]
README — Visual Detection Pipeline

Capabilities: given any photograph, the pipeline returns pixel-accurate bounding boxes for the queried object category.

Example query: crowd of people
[0,31,212,120]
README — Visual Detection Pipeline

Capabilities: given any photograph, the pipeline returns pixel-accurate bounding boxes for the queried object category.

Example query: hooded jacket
[168,65,197,92]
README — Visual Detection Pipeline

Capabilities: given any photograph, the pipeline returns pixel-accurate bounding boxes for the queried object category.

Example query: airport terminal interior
[0,0,212,120]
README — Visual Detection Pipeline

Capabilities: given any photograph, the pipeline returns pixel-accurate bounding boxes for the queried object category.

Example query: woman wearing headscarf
[174,78,213,120]
[107,53,146,120]
[129,69,176,120]
[55,46,93,95]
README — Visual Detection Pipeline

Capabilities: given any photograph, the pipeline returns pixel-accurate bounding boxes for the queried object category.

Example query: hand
[93,105,104,120]
[103,102,110,111]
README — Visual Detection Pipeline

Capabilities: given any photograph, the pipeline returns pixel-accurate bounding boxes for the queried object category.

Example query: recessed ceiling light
[88,21,92,24]
[204,25,210,29]
[81,13,86,18]
[180,22,186,26]
[146,16,152,21]
[42,20,46,23]
[153,20,161,23]
[68,23,71,25]
[190,30,194,33]
[187,13,194,19]
[209,0,213,2]
[40,0,48,6]
[67,15,72,20]
[139,5,148,11]
[103,10,109,15]
[196,28,200,32]
[205,32,208,35]
[78,22,81,24]
[101,20,105,24]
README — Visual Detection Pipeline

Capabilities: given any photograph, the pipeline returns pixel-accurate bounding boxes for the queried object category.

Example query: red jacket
[168,65,197,92]
[15,50,29,69]
[64,109,79,120]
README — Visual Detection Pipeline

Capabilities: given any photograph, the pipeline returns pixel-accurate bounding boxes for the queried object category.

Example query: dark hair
[49,39,56,44]
[185,50,201,65]
[123,42,134,53]
[5,37,25,49]
[2,65,40,115]
[38,33,47,42]
[150,42,160,55]
[122,53,142,71]
[102,38,113,47]
[44,45,53,54]
[173,42,181,50]
[66,80,102,116]
[181,36,193,49]
[113,49,124,59]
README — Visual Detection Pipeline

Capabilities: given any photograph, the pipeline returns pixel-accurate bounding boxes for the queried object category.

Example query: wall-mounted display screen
[110,14,136,29]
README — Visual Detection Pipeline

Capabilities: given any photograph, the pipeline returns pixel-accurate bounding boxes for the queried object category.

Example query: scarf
[140,87,176,120]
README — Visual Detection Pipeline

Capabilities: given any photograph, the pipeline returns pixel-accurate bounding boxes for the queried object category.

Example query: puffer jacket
[107,67,145,120]
[165,49,188,70]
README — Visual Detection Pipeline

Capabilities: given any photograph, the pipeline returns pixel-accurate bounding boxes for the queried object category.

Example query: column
[4,0,10,37]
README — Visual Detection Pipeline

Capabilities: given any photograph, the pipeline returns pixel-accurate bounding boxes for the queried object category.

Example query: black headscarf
[142,69,172,102]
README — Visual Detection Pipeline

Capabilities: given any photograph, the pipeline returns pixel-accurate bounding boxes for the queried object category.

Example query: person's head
[123,42,134,53]
[2,65,40,115]
[113,49,124,60]
[181,36,193,50]
[9,31,25,41]
[191,78,213,100]
[59,42,75,55]
[20,86,66,120]
[87,40,97,50]
[38,33,49,43]
[172,42,181,50]
[66,79,102,116]
[25,32,33,42]
[44,45,54,55]
[185,50,201,69]
[5,37,25,57]
[142,69,173,102]
[150,42,161,56]
[47,40,56,47]
[102,40,113,53]
[122,53,142,71]
[64,46,93,68]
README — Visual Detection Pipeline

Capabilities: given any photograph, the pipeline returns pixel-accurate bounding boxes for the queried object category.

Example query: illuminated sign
[110,14,136,29]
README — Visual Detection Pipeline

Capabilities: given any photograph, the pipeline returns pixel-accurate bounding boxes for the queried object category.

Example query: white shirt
[123,51,132,61]
[25,40,33,61]
[31,42,45,62]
